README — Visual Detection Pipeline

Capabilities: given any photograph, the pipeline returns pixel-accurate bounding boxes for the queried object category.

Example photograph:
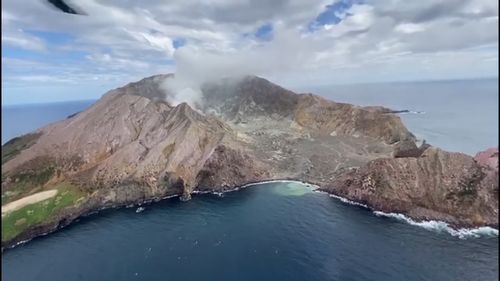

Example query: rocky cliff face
[1,74,497,248]
[323,147,498,228]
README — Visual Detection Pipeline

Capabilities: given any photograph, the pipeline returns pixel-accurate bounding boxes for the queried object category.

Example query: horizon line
[2,76,498,107]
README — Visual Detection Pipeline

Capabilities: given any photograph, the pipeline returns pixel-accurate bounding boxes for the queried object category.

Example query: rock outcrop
[1,74,497,248]
[392,139,431,158]
[474,148,499,171]
[323,147,499,228]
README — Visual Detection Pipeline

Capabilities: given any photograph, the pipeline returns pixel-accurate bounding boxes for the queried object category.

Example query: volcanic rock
[1,74,496,248]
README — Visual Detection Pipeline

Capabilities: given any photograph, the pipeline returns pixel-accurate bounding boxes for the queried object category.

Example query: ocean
[1,79,498,281]
[1,100,95,145]
[2,183,498,281]
[299,78,498,156]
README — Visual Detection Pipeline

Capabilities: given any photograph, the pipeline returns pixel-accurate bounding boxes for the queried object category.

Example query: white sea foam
[197,181,497,239]
[313,190,329,195]
[319,191,497,239]
[328,194,369,208]
[242,179,319,189]
[373,211,499,239]
[136,207,146,213]
[197,180,320,197]
[191,190,212,194]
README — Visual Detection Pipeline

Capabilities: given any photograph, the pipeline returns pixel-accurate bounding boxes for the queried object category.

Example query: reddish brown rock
[324,147,499,228]
[474,148,498,170]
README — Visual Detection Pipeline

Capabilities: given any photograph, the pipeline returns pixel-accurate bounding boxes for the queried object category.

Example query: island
[2,74,498,249]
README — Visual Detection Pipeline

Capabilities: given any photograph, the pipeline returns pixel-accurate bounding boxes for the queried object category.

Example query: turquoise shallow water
[2,182,498,281]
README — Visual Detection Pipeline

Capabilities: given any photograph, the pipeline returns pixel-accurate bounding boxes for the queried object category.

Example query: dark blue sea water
[2,183,499,281]
[1,100,94,144]
[2,79,499,281]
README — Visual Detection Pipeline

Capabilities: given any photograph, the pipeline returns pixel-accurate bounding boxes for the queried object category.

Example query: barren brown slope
[201,76,415,144]
[1,75,274,247]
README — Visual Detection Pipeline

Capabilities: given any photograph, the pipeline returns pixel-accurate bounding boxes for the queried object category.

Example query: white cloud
[14,75,74,83]
[85,53,152,70]
[124,29,175,56]
[395,23,426,33]
[0,0,498,104]
[2,29,46,51]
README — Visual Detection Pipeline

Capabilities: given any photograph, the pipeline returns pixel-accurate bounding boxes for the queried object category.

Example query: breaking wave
[318,190,497,239]
[197,181,497,239]
[373,211,499,239]
[327,193,368,208]
[194,180,319,197]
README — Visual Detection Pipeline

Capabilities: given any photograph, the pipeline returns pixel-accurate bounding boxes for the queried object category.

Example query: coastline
[2,75,497,252]
[3,179,497,252]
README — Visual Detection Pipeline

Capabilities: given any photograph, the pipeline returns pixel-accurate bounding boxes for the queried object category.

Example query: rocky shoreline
[4,177,497,251]
[2,74,498,249]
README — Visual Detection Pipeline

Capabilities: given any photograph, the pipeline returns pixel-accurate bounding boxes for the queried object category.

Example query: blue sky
[2,0,498,105]
[255,23,273,40]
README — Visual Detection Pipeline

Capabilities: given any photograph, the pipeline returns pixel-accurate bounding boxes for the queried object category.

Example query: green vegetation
[1,133,42,165]
[1,182,84,242]
[17,166,55,186]
[1,164,56,205]
[2,190,23,205]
